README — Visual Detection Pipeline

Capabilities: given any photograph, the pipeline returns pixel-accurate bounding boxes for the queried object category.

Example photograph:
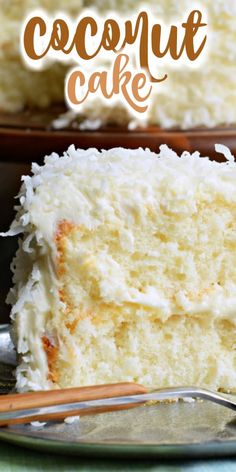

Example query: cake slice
[5,145,236,392]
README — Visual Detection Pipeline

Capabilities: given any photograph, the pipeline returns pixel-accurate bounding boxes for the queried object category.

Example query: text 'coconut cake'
[1,1,236,129]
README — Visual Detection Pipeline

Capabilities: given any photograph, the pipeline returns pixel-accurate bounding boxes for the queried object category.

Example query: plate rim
[0,428,235,459]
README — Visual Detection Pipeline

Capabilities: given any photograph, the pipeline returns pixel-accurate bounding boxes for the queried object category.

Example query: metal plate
[0,326,235,458]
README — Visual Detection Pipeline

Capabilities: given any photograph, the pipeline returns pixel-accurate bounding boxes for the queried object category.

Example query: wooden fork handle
[0,382,147,413]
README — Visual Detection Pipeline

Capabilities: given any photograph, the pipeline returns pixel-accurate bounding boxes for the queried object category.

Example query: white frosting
[4,144,236,391]
[64,415,80,424]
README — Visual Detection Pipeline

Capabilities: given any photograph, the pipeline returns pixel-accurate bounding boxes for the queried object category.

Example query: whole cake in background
[1,0,236,128]
[5,145,236,392]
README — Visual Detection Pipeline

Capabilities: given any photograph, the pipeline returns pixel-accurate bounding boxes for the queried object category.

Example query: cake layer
[6,145,236,392]
[44,314,235,391]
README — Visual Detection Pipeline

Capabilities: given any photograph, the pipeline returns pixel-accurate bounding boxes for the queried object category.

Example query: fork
[0,383,235,426]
